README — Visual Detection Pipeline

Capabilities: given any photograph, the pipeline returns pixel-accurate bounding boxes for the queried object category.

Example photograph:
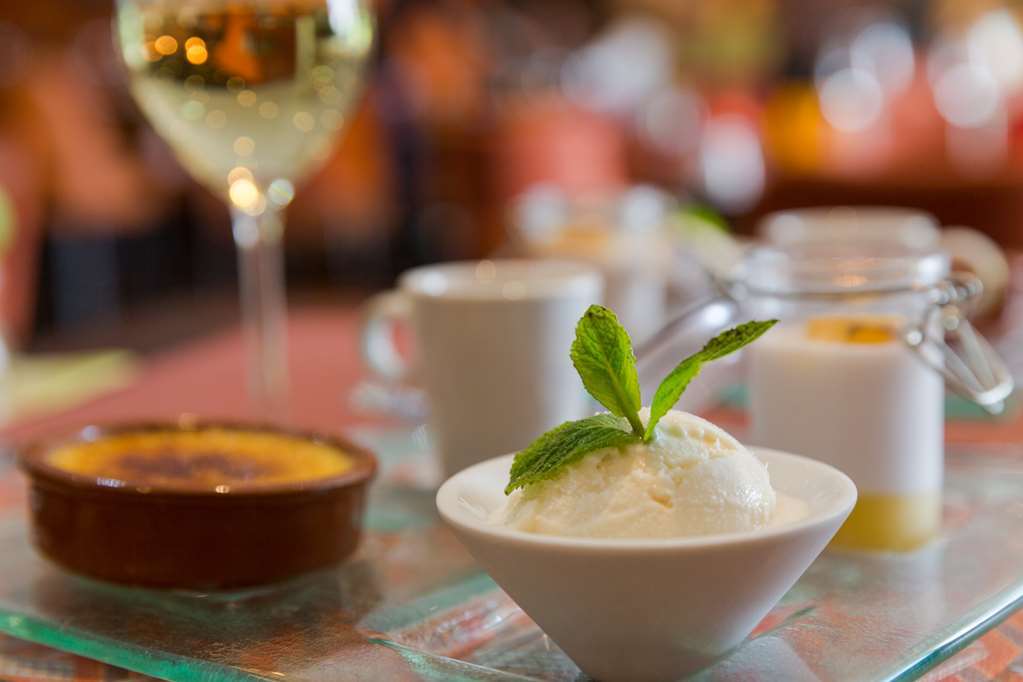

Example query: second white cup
[361,259,603,475]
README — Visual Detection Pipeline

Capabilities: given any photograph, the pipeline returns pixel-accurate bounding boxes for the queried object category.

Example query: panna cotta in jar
[749,315,943,551]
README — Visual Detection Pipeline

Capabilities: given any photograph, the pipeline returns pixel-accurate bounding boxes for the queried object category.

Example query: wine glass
[114,0,374,414]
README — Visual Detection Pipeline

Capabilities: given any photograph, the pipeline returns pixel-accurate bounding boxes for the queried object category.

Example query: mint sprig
[644,319,776,441]
[505,414,640,494]
[505,305,777,494]
[569,306,645,438]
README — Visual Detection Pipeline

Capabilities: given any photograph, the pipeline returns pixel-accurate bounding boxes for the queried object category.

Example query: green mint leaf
[643,356,703,443]
[505,414,640,494]
[698,319,778,361]
[644,319,777,441]
[570,305,645,437]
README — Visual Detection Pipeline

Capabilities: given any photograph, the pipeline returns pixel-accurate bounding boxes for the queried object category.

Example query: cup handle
[360,290,414,383]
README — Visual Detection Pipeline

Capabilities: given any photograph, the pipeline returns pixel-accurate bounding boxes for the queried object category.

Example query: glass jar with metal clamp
[638,240,1012,551]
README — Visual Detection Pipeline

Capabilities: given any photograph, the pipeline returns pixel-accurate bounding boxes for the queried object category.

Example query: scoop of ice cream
[499,409,776,538]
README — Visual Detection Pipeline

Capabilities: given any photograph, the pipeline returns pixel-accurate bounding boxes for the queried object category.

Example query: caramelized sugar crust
[46,428,354,491]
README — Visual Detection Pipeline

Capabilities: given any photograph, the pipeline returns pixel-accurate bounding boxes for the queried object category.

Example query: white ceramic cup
[361,260,602,475]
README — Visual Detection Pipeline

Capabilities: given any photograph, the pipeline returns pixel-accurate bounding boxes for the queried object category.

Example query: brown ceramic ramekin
[18,421,377,590]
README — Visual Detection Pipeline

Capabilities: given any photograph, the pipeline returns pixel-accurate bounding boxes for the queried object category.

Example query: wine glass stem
[232,207,289,417]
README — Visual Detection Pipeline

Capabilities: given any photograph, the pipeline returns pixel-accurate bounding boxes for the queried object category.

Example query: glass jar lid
[730,243,950,299]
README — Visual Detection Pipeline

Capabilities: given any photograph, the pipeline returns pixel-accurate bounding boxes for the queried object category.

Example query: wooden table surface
[2,305,1023,682]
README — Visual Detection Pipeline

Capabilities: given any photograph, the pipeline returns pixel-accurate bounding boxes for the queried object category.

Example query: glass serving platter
[2,429,1023,681]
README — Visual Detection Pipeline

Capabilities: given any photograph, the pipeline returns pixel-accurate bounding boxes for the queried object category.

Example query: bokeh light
[228,176,266,217]
[268,179,295,207]
[699,115,765,212]
[819,67,884,132]
[637,86,704,157]
[233,136,255,157]
[182,36,207,64]
[237,90,257,107]
[561,18,673,115]
[851,22,915,95]
[967,10,1023,93]
[933,63,1001,128]
[153,34,178,56]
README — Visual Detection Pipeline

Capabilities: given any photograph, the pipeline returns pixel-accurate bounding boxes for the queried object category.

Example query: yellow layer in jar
[805,315,900,345]
[830,491,941,552]
[47,428,353,490]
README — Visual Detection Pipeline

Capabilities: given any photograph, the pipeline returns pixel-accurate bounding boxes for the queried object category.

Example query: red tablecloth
[1,307,388,448]
[2,305,1023,682]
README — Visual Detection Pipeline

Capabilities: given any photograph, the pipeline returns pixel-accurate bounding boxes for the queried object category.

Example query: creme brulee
[46,428,354,491]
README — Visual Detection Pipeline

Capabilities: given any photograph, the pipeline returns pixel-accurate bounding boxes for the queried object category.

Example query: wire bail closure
[721,268,1014,414]
[902,273,1013,414]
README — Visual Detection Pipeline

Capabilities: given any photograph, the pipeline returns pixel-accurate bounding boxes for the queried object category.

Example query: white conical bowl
[437,448,856,682]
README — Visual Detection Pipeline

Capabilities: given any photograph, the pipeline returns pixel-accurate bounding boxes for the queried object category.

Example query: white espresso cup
[360,260,603,475]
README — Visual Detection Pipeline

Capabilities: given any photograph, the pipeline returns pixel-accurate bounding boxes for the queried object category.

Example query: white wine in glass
[115,0,374,413]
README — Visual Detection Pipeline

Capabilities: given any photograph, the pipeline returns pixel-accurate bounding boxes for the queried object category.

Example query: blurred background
[3,0,1023,352]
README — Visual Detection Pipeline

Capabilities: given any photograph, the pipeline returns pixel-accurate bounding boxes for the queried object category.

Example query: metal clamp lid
[902,273,1014,414]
